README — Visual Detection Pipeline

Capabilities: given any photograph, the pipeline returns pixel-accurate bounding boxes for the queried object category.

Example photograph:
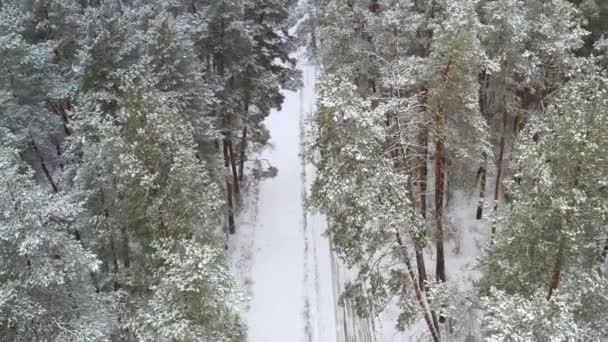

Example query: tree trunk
[55,142,64,171]
[513,91,527,134]
[121,225,130,269]
[476,153,487,219]
[419,128,428,221]
[599,240,608,274]
[48,99,72,136]
[547,246,563,300]
[226,180,235,234]
[491,110,508,241]
[477,69,488,220]
[31,138,58,193]
[433,59,451,285]
[434,131,446,284]
[110,233,120,291]
[238,126,248,182]
[223,140,236,234]
[396,232,440,342]
[399,115,439,335]
[227,139,240,199]
[415,243,427,291]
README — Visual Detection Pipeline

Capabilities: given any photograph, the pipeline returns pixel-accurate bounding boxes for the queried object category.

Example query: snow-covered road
[228,57,340,342]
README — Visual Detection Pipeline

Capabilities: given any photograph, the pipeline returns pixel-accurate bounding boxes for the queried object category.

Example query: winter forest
[1,0,608,341]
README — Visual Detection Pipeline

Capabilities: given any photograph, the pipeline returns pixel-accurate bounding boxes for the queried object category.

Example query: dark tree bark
[30,138,58,193]
[414,243,428,292]
[476,69,489,220]
[398,106,438,335]
[419,128,428,221]
[433,59,452,286]
[434,107,447,325]
[513,91,527,134]
[491,109,508,241]
[369,0,380,13]
[434,118,447,284]
[110,233,120,291]
[227,139,240,199]
[121,225,130,269]
[396,231,440,342]
[223,140,236,234]
[547,245,564,300]
[476,153,487,220]
[48,99,72,136]
[599,240,608,274]
[54,140,64,171]
[238,126,248,182]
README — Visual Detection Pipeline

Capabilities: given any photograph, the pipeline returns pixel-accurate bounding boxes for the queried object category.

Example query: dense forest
[0,0,298,340]
[1,0,608,341]
[305,0,608,341]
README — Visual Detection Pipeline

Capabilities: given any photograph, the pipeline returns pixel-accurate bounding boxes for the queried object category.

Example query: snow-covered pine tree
[238,0,300,180]
[423,0,490,284]
[309,72,440,341]
[307,0,490,337]
[70,63,245,340]
[480,0,588,236]
[0,0,81,186]
[479,69,608,340]
[2,0,249,339]
[0,130,112,342]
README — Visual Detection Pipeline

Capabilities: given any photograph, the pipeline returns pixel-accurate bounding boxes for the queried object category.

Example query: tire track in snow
[301,60,341,342]
[300,63,313,342]
[306,66,326,342]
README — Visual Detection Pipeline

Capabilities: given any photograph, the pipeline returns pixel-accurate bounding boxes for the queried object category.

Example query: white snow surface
[228,54,339,342]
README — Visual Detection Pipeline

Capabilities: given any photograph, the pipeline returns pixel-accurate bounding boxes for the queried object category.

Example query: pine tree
[480,0,588,238]
[479,70,608,340]
[0,131,112,342]
[307,0,492,336]
[70,62,244,339]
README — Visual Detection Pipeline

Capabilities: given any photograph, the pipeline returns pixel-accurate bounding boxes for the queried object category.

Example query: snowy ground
[227,54,339,342]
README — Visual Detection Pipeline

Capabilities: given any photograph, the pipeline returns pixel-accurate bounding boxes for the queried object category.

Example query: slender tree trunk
[399,111,438,334]
[434,110,448,325]
[415,243,427,291]
[547,245,563,300]
[48,99,72,136]
[54,141,64,171]
[476,69,488,220]
[238,126,247,182]
[238,98,250,182]
[121,225,130,269]
[31,138,58,193]
[419,128,428,221]
[491,110,508,241]
[223,140,236,234]
[476,153,487,219]
[413,241,439,330]
[226,180,235,234]
[110,233,120,291]
[433,59,451,286]
[396,231,440,342]
[513,91,527,135]
[445,167,452,209]
[599,240,608,274]
[434,129,446,283]
[227,139,240,198]
[416,127,440,330]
